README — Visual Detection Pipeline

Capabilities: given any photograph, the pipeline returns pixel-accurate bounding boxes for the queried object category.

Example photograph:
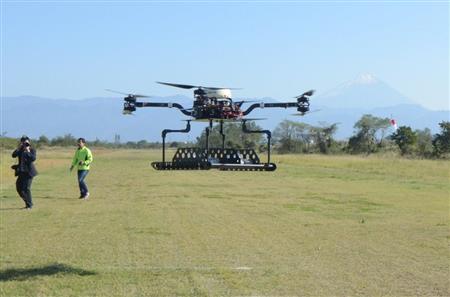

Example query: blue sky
[2,1,449,110]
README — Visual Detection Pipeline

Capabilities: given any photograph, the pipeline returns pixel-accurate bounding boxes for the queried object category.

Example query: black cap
[20,136,30,142]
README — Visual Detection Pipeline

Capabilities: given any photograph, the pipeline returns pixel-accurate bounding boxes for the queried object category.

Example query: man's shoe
[83,193,90,200]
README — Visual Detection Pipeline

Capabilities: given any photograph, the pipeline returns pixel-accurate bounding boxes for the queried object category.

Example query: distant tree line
[272,115,450,159]
[0,134,194,150]
[1,115,449,159]
[272,121,341,154]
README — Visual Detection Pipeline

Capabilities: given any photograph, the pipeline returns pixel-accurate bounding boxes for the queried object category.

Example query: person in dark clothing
[12,136,37,210]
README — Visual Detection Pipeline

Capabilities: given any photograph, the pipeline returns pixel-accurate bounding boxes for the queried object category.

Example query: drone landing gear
[151,147,276,171]
[150,120,276,171]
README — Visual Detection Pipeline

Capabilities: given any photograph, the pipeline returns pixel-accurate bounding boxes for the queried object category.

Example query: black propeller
[156,81,240,90]
[291,109,321,116]
[156,82,198,89]
[294,89,315,99]
[105,89,151,98]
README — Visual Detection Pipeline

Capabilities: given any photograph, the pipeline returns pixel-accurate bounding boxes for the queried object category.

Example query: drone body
[110,82,315,171]
[190,87,241,120]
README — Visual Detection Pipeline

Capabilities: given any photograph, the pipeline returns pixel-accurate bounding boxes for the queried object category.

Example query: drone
[107,82,314,171]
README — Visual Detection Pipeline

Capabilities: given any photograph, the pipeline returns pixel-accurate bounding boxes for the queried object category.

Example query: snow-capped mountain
[313,73,414,109]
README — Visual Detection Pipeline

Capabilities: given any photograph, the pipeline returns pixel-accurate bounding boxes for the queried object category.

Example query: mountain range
[2,74,448,141]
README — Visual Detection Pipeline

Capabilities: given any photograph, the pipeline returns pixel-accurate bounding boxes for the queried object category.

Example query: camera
[11,164,19,176]
[23,142,30,147]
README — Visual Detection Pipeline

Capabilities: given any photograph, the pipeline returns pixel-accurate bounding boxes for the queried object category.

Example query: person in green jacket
[70,138,93,199]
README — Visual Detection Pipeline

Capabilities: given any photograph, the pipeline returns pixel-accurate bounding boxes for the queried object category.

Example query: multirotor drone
[108,82,314,171]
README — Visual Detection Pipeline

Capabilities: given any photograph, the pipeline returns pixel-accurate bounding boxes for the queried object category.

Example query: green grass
[1,148,449,296]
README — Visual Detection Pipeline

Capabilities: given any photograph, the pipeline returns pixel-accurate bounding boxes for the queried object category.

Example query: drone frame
[116,84,314,171]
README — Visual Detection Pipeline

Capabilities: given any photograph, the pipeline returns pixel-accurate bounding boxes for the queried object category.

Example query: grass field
[1,148,449,296]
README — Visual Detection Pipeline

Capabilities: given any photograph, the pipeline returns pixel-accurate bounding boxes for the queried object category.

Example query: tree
[347,114,390,154]
[310,122,339,154]
[273,120,339,154]
[170,141,180,148]
[125,141,137,148]
[273,120,298,153]
[136,140,148,148]
[415,128,433,158]
[50,134,77,146]
[390,126,417,155]
[273,120,313,153]
[432,121,450,157]
[37,135,50,146]
[92,138,102,146]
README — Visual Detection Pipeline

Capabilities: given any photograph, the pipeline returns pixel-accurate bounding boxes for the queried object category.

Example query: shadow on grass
[0,263,96,281]
[0,207,24,211]
[34,195,76,200]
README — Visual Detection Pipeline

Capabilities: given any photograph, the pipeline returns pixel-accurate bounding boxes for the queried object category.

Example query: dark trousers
[77,170,89,197]
[16,173,33,208]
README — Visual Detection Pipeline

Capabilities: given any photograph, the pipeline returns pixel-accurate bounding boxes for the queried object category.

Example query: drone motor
[296,90,314,114]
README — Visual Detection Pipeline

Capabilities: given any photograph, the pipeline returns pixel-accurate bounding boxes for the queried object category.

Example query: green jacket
[72,147,93,170]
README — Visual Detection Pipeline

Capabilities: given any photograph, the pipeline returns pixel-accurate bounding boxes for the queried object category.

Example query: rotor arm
[242,102,298,116]
[134,102,192,116]
[242,90,313,116]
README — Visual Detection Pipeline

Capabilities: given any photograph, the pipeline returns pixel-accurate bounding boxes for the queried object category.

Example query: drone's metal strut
[242,120,272,164]
[161,121,191,162]
[205,125,210,155]
[219,120,225,150]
